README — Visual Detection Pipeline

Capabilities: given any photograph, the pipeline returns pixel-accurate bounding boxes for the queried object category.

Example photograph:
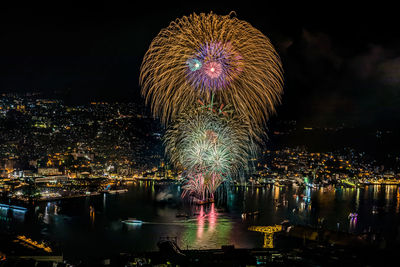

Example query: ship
[122,218,143,225]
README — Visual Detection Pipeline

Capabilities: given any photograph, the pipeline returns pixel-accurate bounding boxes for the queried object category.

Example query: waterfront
[1,181,400,262]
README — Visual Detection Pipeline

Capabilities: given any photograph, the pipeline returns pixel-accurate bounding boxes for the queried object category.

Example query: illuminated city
[1,2,400,266]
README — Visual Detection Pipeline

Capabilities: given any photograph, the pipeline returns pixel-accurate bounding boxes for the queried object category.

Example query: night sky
[1,1,399,128]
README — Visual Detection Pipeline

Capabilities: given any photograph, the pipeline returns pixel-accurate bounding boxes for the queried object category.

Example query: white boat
[107,189,128,194]
[122,218,143,225]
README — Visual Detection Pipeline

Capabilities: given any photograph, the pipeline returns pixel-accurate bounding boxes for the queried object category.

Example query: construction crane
[248,225,282,248]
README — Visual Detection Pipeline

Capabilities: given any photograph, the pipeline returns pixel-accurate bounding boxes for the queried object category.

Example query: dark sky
[1,1,399,128]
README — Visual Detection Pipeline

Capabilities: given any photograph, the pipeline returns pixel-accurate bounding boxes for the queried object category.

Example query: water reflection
[373,185,379,200]
[385,185,396,212]
[349,216,357,233]
[181,202,231,249]
[1,183,400,257]
[43,203,50,224]
[89,205,95,225]
[273,186,280,200]
[396,189,400,214]
[194,203,219,241]
[208,203,217,232]
[196,205,205,239]
[103,193,106,210]
[356,188,360,211]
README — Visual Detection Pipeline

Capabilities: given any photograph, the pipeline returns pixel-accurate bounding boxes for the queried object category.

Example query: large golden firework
[140,12,284,132]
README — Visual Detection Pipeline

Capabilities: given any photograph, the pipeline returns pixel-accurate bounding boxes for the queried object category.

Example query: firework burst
[140,12,284,132]
[181,171,223,201]
[165,106,254,200]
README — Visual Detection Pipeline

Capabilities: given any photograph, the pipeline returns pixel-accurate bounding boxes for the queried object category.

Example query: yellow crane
[248,225,282,248]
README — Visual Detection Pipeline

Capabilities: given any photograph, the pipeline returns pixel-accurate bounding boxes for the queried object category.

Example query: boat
[122,218,143,225]
[106,188,128,194]
[372,206,378,214]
